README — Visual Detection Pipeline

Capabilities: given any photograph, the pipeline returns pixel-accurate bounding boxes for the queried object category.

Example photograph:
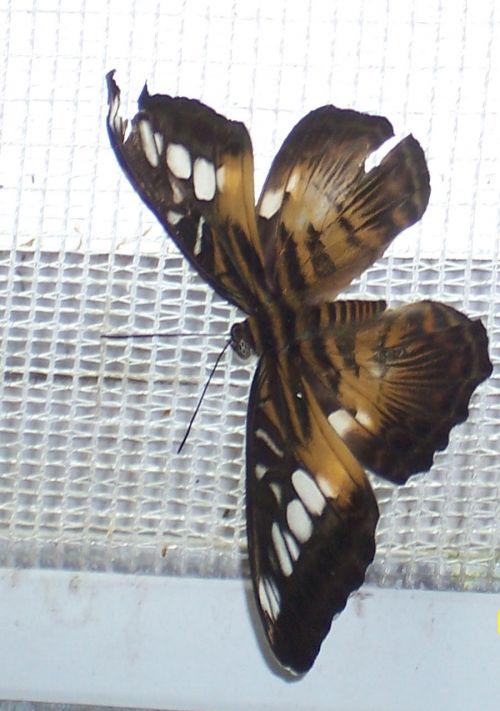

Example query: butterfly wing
[302,300,492,484]
[246,354,378,674]
[256,106,430,302]
[106,72,265,311]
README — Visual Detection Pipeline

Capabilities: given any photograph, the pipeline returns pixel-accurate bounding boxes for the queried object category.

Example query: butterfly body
[106,72,492,675]
[233,297,388,358]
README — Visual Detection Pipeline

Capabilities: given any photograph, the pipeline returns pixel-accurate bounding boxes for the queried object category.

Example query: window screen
[0,0,498,595]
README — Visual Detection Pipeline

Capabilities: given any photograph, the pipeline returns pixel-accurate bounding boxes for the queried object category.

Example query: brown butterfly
[106,72,492,675]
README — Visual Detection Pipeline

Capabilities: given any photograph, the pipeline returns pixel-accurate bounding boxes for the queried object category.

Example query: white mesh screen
[0,0,498,592]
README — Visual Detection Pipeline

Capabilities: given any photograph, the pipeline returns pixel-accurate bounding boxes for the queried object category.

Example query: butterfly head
[230,320,255,360]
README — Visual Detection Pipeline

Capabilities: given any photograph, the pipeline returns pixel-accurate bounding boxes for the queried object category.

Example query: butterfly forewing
[106,71,264,311]
[256,107,430,303]
[246,356,378,674]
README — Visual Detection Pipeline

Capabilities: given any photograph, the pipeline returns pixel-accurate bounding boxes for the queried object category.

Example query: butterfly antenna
[177,340,231,454]
[102,331,210,339]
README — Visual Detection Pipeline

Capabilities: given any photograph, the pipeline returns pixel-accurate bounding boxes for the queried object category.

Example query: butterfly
[105,71,492,675]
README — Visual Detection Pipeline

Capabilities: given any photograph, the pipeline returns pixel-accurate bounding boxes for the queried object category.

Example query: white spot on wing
[286,499,313,544]
[284,530,300,562]
[258,578,273,618]
[292,469,325,516]
[355,409,375,431]
[167,210,183,225]
[194,216,205,256]
[109,95,119,127]
[138,119,159,167]
[259,187,285,219]
[270,482,282,504]
[108,95,124,137]
[256,428,283,458]
[193,157,216,200]
[216,165,226,191]
[255,464,267,480]
[272,523,293,577]
[154,132,163,156]
[123,120,132,142]
[167,143,192,179]
[171,180,184,204]
[317,475,339,500]
[364,135,402,173]
[286,169,300,194]
[258,577,280,621]
[367,362,385,378]
[328,409,355,438]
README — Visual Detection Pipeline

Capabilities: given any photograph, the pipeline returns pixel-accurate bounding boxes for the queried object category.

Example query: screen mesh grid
[0,0,498,593]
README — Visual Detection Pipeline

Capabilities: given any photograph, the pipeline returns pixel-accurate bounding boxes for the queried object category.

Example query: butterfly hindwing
[303,301,492,484]
[246,356,378,674]
[106,72,264,311]
[256,106,430,302]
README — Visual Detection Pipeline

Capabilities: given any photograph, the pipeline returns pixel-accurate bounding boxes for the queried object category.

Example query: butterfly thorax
[229,301,293,361]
